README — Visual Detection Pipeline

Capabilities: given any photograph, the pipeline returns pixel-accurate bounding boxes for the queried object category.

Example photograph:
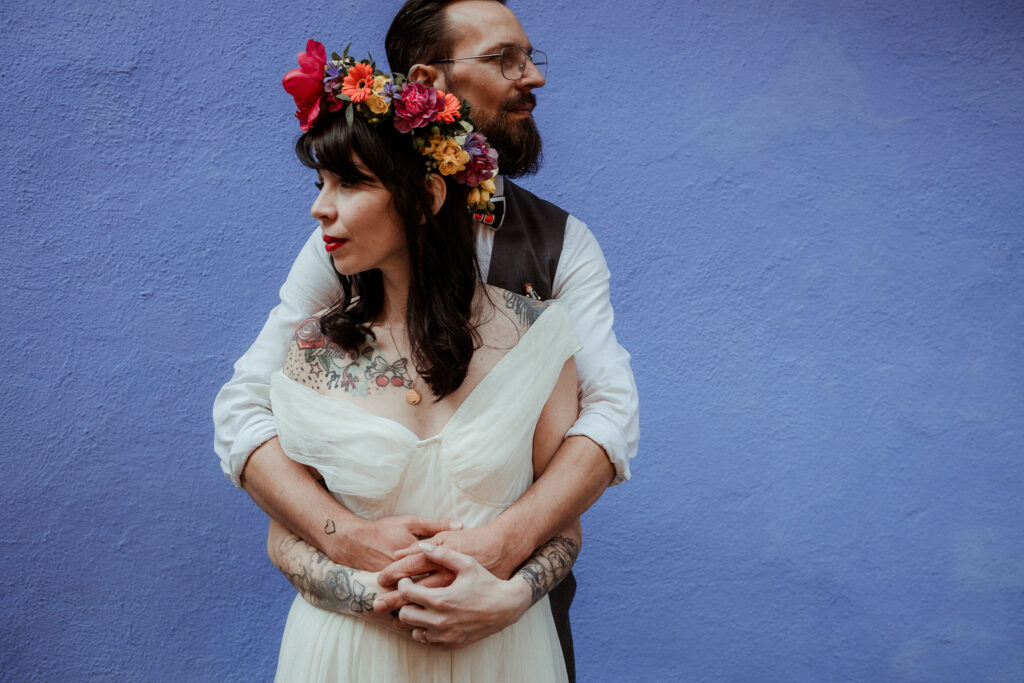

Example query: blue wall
[2,1,1022,680]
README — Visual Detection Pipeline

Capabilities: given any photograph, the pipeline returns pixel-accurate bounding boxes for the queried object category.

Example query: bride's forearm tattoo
[276,533,376,614]
[514,535,580,605]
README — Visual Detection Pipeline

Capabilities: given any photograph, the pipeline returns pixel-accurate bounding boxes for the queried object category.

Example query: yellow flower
[366,93,390,115]
[424,137,469,175]
[467,188,482,206]
[437,148,470,175]
[372,74,391,94]
[420,135,446,156]
[429,137,460,162]
[479,178,496,195]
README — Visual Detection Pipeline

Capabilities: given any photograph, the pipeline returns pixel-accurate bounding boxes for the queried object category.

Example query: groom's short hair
[385,0,508,76]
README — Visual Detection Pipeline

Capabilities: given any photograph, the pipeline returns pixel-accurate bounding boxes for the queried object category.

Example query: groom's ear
[425,173,448,218]
[408,63,446,90]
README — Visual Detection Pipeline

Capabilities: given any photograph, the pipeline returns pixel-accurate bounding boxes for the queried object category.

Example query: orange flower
[342,63,374,102]
[436,91,461,123]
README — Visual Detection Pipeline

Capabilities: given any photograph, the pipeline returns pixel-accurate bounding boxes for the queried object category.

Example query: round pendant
[406,389,422,405]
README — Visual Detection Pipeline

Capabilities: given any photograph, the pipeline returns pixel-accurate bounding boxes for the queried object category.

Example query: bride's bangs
[295,115,377,187]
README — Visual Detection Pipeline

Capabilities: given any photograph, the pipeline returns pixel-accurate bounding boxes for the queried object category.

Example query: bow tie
[473,195,506,230]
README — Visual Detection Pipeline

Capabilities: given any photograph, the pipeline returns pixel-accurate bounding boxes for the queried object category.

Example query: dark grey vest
[484,180,569,300]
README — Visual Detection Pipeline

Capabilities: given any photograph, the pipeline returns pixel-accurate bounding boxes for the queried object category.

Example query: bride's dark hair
[295,111,480,399]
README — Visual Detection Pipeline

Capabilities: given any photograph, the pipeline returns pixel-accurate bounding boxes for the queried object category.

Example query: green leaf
[343,43,351,58]
[332,52,342,62]
[459,120,472,132]
[345,105,354,127]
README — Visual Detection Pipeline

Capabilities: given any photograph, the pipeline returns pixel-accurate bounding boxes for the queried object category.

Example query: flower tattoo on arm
[514,535,580,605]
[276,532,377,614]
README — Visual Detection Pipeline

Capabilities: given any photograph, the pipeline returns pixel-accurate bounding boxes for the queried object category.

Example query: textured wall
[2,0,1022,680]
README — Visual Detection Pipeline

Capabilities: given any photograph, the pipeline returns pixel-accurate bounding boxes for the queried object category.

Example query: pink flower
[393,82,445,133]
[283,40,327,131]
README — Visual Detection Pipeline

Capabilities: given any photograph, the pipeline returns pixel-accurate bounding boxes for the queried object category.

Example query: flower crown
[283,40,499,215]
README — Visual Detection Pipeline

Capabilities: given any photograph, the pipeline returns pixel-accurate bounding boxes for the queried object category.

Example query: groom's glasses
[429,46,548,80]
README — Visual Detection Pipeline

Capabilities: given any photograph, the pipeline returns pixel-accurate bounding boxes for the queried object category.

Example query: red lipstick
[323,234,347,253]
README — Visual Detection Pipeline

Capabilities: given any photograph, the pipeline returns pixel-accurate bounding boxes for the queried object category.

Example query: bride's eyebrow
[350,161,380,182]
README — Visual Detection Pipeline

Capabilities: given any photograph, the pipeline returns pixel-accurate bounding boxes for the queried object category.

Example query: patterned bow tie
[474,195,506,230]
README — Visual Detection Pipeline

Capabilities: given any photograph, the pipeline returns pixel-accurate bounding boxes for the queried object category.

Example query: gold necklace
[385,320,422,406]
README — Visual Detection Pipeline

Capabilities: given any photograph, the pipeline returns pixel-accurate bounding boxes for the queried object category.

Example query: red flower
[283,39,327,131]
[295,317,325,349]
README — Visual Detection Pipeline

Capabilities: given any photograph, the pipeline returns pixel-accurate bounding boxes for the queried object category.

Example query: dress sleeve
[212,227,340,487]
[552,216,639,485]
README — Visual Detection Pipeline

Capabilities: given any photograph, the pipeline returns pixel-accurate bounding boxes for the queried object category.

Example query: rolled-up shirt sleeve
[553,216,639,485]
[212,227,339,487]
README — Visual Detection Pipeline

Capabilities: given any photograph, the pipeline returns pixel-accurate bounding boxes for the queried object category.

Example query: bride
[265,41,580,682]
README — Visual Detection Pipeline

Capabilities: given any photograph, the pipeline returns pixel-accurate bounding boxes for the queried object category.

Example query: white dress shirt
[213,185,639,487]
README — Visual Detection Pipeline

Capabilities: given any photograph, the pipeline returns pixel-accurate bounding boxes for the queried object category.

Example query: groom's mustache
[504,93,537,113]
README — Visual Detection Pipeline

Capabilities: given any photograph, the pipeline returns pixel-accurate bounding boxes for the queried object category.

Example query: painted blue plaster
[2,1,1022,680]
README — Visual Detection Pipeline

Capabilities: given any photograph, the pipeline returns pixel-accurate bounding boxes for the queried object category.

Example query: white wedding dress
[270,301,578,682]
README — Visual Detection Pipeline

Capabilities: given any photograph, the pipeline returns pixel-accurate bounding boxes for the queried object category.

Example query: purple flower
[455,132,498,187]
[381,81,399,104]
[462,131,488,158]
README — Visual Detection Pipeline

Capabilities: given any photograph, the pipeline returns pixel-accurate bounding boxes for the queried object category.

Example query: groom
[213,1,638,678]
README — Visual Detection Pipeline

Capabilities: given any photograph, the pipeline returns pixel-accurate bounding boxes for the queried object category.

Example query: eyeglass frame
[428,45,548,81]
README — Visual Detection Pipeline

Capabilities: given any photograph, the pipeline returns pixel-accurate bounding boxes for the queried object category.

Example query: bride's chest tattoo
[288,319,414,398]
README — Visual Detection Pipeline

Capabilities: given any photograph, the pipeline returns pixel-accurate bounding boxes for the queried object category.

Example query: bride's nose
[311,191,337,224]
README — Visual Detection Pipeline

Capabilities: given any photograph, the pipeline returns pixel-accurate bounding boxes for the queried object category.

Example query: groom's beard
[469,93,544,178]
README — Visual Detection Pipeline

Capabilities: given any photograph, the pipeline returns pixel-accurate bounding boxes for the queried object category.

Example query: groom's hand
[381,524,520,582]
[371,569,455,615]
[340,516,462,571]
[392,543,532,650]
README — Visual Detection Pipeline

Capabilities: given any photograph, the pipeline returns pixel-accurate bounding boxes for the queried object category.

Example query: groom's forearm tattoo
[514,535,580,605]
[276,533,376,614]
